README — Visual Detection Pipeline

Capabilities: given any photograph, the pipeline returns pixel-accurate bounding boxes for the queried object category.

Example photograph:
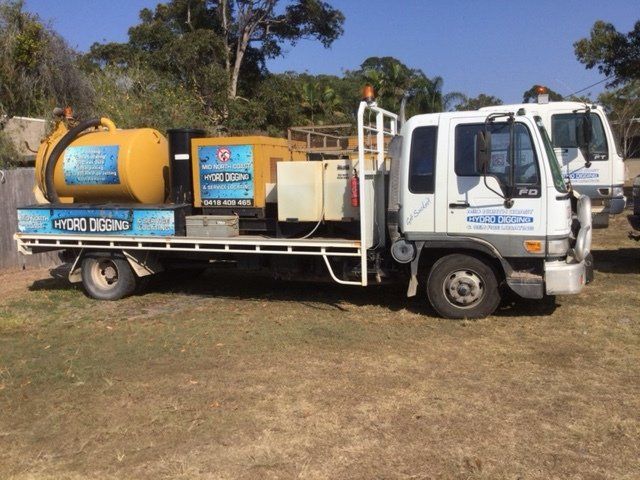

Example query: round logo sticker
[217,147,231,163]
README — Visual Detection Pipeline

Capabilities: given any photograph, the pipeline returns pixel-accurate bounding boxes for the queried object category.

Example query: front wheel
[426,254,501,319]
[81,253,137,300]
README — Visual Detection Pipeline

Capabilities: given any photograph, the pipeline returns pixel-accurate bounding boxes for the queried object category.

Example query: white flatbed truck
[15,100,592,319]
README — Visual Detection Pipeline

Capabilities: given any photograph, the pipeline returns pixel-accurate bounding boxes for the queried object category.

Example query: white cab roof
[479,101,602,114]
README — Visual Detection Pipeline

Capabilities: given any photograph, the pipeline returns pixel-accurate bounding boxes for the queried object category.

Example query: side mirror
[475,129,491,174]
[576,113,593,167]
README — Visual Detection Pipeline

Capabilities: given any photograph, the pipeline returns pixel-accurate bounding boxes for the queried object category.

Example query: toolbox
[185,215,239,237]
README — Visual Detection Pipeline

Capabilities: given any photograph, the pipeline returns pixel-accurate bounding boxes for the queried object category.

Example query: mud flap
[67,249,84,284]
[123,250,164,277]
[406,241,425,297]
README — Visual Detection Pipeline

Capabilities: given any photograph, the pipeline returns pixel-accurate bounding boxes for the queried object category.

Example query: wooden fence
[0,168,59,270]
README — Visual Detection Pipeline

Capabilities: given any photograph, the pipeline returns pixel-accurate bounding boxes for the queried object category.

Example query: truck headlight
[547,238,570,256]
[611,186,624,198]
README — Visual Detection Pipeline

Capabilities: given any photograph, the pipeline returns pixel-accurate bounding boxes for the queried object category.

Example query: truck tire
[81,253,137,300]
[426,254,501,319]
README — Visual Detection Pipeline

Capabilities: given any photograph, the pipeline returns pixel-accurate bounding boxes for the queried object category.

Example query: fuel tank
[35,119,169,204]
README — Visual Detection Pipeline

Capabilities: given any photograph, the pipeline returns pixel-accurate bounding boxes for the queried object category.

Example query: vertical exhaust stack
[168,128,206,205]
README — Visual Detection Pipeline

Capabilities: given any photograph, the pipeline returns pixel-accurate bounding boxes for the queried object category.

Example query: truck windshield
[535,116,568,193]
[551,112,608,159]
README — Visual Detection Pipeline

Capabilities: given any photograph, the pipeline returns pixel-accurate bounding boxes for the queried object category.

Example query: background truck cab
[481,99,625,228]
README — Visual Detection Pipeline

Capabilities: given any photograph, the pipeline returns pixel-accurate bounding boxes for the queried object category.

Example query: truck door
[551,111,611,198]
[446,118,547,254]
[401,123,438,234]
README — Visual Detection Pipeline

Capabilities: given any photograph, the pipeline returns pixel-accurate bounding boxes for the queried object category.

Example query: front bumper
[604,196,626,215]
[545,259,586,295]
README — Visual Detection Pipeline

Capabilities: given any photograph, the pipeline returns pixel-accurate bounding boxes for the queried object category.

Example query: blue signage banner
[17,208,177,236]
[63,145,120,185]
[198,144,254,207]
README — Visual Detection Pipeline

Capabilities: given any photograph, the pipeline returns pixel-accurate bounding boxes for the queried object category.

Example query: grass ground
[1,215,639,479]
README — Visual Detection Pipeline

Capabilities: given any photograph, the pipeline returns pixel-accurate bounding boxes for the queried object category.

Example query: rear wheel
[81,253,137,300]
[426,254,501,319]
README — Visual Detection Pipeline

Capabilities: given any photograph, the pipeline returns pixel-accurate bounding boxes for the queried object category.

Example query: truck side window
[455,123,540,190]
[409,126,437,193]
[551,113,608,159]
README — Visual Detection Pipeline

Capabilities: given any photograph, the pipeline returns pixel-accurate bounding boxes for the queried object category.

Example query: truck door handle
[449,202,470,209]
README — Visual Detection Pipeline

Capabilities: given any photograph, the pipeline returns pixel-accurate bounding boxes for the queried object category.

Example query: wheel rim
[90,259,119,290]
[442,269,485,309]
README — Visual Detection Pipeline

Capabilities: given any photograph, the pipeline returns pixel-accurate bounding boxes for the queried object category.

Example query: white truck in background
[15,93,593,319]
[481,93,625,228]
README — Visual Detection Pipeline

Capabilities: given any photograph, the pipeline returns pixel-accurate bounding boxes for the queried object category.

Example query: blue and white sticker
[17,208,176,236]
[568,170,600,182]
[198,145,254,207]
[63,145,120,185]
[466,208,535,232]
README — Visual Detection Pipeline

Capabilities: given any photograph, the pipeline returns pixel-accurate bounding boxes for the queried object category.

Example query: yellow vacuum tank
[35,118,169,204]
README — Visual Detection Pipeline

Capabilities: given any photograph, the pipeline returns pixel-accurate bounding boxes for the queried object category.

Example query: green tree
[89,0,344,103]
[88,64,214,133]
[300,81,323,123]
[411,75,465,113]
[456,93,503,111]
[298,79,347,125]
[360,57,413,111]
[254,72,304,134]
[522,84,563,103]
[353,56,463,114]
[0,0,93,117]
[319,84,344,122]
[218,0,345,99]
[574,20,640,85]
[598,81,640,157]
[0,128,20,168]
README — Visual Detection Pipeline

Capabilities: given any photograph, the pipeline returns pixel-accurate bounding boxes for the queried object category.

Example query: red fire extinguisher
[350,169,359,207]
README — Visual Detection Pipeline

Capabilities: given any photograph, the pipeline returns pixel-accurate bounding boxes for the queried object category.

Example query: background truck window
[551,113,608,159]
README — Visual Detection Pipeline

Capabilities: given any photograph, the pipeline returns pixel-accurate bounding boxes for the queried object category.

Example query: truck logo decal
[467,215,533,225]
[63,145,120,185]
[568,171,599,181]
[202,171,252,183]
[52,216,131,233]
[198,145,254,207]
[17,208,176,236]
[465,208,535,232]
[216,147,231,163]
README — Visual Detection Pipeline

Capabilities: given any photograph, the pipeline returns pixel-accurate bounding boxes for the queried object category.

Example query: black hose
[44,118,103,203]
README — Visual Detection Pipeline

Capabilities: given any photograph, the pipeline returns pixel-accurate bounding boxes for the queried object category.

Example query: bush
[0,1,94,118]
[0,128,20,168]
[88,64,216,133]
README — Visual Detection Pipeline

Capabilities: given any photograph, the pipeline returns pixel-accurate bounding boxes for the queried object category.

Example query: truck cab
[481,100,625,228]
[391,107,591,317]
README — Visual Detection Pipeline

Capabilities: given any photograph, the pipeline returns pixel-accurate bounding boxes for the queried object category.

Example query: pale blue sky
[24,0,639,103]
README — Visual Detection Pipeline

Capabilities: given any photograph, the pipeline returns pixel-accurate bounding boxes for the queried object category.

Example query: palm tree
[320,85,344,123]
[362,61,411,112]
[359,57,464,115]
[411,76,465,113]
[300,81,322,124]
